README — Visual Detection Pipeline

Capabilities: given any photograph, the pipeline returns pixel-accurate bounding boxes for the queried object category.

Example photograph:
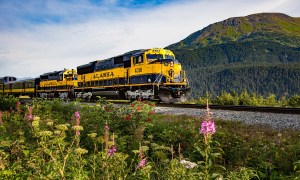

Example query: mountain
[169,13,300,49]
[166,13,300,98]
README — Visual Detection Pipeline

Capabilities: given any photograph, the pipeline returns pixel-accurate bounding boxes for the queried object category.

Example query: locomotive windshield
[146,54,163,62]
[165,55,175,60]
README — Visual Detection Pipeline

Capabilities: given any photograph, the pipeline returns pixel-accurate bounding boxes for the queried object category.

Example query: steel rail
[19,98,300,114]
[154,103,300,114]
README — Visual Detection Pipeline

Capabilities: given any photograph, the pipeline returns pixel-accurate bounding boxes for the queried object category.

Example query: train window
[114,56,123,65]
[124,60,131,68]
[165,55,175,60]
[134,56,143,64]
[147,54,163,62]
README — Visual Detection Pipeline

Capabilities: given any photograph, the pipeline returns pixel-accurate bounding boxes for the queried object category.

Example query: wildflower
[27,106,33,121]
[104,122,109,150]
[180,159,197,169]
[16,101,21,113]
[200,120,216,135]
[74,111,80,119]
[33,116,40,121]
[32,119,40,128]
[46,121,54,126]
[72,125,84,131]
[137,143,147,168]
[137,158,147,168]
[137,106,141,112]
[146,118,151,122]
[55,124,69,131]
[108,146,117,157]
[104,124,110,131]
[150,103,155,107]
[200,99,216,135]
[38,130,53,137]
[104,106,110,112]
[148,110,154,115]
[131,103,135,107]
[125,114,131,121]
[137,97,142,101]
[75,148,88,155]
[76,129,80,137]
[88,133,97,138]
[74,111,81,136]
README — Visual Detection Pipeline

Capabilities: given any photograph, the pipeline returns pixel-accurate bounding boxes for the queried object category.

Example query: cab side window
[134,55,143,64]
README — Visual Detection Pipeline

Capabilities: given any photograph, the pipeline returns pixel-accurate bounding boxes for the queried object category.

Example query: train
[0,48,190,103]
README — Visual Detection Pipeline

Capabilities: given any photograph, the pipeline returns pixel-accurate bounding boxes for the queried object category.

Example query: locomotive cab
[127,48,190,103]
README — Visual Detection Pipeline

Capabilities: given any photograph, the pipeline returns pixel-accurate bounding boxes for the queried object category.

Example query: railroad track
[112,101,300,114]
[155,103,300,114]
[19,98,300,114]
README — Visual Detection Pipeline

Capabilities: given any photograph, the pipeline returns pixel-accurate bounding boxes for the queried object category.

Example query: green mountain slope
[167,13,300,98]
[169,13,300,49]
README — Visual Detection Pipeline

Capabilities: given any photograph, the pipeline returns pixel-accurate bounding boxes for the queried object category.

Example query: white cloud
[0,0,299,78]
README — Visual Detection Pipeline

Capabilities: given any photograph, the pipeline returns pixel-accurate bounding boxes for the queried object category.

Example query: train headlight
[148,78,151,82]
[170,61,174,67]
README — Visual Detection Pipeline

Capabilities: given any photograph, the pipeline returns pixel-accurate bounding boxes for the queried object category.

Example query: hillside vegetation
[167,13,300,98]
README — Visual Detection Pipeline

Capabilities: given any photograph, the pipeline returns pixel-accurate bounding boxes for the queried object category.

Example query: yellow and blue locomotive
[74,48,189,103]
[0,48,190,103]
[37,69,78,99]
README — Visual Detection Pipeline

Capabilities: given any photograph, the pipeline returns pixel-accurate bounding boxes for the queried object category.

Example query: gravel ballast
[153,106,300,130]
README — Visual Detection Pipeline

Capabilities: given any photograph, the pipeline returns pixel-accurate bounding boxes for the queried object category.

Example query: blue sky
[0,0,300,78]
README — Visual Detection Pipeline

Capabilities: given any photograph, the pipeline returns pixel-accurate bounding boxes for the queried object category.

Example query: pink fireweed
[74,111,80,136]
[108,146,117,157]
[104,122,109,150]
[16,101,21,113]
[75,111,80,119]
[137,158,147,168]
[200,120,216,135]
[199,99,216,135]
[75,112,80,125]
[27,106,33,121]
[104,124,110,131]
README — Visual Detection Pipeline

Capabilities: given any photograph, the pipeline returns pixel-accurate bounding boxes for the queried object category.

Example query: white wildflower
[180,159,197,169]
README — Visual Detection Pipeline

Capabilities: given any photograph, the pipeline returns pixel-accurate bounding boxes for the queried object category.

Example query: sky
[0,0,299,78]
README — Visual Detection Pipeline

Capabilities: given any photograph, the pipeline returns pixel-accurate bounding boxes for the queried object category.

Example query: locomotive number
[135,67,142,73]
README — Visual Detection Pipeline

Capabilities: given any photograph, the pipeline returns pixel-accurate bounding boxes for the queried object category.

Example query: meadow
[0,95,299,179]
